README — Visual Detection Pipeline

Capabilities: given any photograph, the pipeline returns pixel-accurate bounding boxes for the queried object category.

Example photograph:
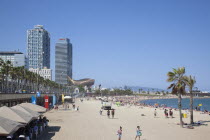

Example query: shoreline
[111,95,210,113]
[43,98,210,140]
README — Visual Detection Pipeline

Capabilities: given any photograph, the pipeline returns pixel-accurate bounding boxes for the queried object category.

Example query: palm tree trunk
[178,93,183,127]
[190,91,194,124]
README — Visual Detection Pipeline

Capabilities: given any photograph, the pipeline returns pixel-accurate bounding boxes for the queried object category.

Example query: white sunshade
[64,96,72,99]
[0,106,33,124]
[20,103,46,113]
[11,105,40,119]
[0,116,24,136]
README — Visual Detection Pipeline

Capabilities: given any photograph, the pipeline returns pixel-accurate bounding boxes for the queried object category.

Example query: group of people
[72,104,79,111]
[99,109,115,119]
[153,108,174,118]
[107,109,115,118]
[117,126,142,140]
[1,116,49,140]
[164,109,173,118]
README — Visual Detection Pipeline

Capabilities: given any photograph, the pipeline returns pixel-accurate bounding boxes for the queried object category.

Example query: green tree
[167,67,186,128]
[101,89,109,96]
[94,89,101,96]
[184,75,196,124]
[1,60,13,93]
[78,85,85,93]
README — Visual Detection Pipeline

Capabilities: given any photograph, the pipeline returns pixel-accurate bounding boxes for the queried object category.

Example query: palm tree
[1,60,13,93]
[167,67,186,128]
[0,58,5,92]
[184,75,196,124]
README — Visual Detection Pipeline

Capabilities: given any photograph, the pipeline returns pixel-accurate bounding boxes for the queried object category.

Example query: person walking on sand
[112,109,115,119]
[169,109,173,118]
[135,126,142,140]
[164,109,168,118]
[117,126,122,140]
[166,109,168,118]
[107,110,110,118]
[154,109,157,118]
[100,109,103,115]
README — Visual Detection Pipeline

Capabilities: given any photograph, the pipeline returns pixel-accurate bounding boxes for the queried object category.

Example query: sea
[140,98,210,111]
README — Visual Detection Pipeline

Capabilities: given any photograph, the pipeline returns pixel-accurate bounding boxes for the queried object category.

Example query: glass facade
[27,25,50,69]
[0,52,28,68]
[55,38,72,85]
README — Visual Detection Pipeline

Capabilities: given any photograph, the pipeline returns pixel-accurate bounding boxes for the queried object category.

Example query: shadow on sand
[40,126,61,140]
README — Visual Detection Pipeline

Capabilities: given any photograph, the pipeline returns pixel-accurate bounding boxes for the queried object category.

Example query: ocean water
[140,98,210,111]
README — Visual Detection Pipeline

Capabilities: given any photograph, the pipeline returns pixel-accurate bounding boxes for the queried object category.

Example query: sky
[0,0,210,90]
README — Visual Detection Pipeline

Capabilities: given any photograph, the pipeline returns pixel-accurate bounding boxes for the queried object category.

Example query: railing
[0,93,57,101]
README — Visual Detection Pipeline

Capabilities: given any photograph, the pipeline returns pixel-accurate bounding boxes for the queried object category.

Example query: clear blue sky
[0,0,210,90]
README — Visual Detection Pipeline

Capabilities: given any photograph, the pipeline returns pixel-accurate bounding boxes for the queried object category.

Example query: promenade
[42,99,210,140]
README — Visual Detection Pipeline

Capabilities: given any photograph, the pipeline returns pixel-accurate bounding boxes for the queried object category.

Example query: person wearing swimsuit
[117,126,122,140]
[135,126,141,140]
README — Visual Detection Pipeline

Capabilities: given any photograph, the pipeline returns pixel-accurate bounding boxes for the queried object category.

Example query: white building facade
[27,25,50,69]
[29,67,52,80]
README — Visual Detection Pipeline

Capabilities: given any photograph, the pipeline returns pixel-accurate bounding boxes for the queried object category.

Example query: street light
[37,52,44,93]
[59,72,64,95]
[99,84,101,97]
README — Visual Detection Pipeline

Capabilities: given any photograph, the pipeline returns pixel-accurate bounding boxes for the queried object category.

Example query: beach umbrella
[20,103,46,113]
[0,116,24,136]
[0,106,33,124]
[155,103,159,106]
[11,105,40,119]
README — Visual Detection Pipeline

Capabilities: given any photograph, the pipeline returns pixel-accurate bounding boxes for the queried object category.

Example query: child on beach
[135,126,142,140]
[117,126,122,140]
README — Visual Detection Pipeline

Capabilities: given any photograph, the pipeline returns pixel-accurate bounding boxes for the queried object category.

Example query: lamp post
[37,52,44,93]
[59,72,64,95]
[99,84,101,97]
[37,68,39,93]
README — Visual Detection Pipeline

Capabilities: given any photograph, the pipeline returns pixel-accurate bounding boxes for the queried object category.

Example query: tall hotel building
[27,25,50,69]
[55,38,72,85]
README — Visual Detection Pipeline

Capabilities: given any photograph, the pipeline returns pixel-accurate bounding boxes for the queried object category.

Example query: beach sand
[41,99,210,140]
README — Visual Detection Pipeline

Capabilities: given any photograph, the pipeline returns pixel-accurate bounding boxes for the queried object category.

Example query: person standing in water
[135,126,141,140]
[117,126,122,140]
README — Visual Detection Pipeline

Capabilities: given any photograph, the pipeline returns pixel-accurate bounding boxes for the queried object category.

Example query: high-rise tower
[27,25,50,69]
[55,38,72,85]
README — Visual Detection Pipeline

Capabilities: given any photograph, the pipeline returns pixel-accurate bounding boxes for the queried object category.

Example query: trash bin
[183,113,187,118]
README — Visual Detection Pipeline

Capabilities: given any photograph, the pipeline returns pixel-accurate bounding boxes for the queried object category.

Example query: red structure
[44,95,49,109]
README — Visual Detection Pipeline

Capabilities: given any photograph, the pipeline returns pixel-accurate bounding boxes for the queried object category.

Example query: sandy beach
[42,99,210,140]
